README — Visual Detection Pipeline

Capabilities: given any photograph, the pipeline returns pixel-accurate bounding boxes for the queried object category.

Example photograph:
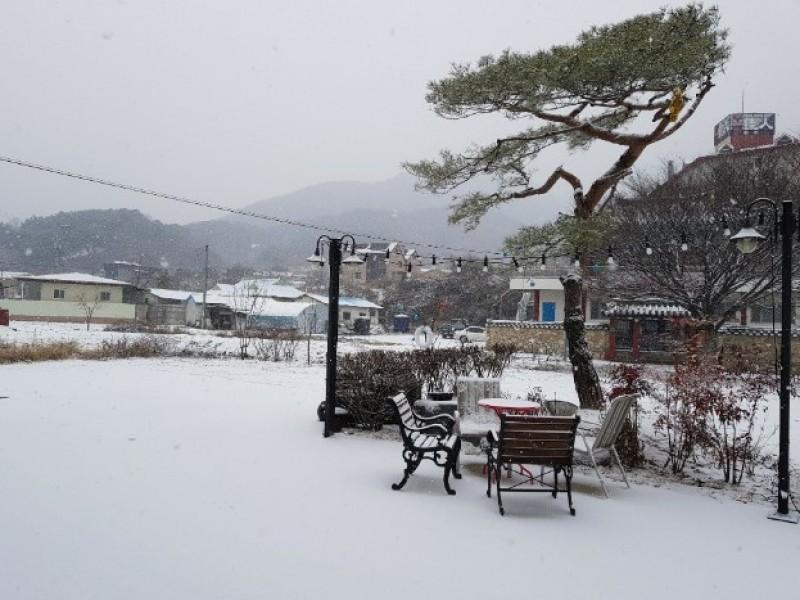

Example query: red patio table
[478,398,542,482]
[478,397,542,418]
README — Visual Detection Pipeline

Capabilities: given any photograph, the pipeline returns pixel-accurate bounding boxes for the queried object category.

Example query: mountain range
[0,174,528,274]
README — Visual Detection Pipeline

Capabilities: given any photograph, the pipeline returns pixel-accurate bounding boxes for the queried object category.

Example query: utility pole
[202,244,209,329]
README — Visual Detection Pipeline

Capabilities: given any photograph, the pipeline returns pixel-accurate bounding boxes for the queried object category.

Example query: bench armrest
[405,422,449,437]
[415,412,455,433]
[415,412,455,425]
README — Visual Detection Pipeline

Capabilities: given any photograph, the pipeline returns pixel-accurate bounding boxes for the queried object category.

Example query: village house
[304,293,383,331]
[145,288,203,327]
[0,272,144,324]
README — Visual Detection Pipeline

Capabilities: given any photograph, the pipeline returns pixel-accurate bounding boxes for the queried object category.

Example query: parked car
[439,319,469,339]
[454,325,486,344]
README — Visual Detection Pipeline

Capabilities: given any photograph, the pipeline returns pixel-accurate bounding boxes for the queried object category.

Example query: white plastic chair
[573,394,638,498]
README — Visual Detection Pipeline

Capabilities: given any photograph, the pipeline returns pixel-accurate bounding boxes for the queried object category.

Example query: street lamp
[306,234,362,437]
[731,198,799,523]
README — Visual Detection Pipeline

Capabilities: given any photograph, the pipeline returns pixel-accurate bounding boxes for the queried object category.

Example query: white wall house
[304,293,383,330]
[0,272,140,323]
[508,277,604,323]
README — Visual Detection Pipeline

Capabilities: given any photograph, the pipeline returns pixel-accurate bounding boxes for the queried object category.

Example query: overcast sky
[0,0,798,226]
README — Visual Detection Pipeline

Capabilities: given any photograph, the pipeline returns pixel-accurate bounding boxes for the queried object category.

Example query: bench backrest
[498,415,580,467]
[391,393,416,429]
[593,394,638,450]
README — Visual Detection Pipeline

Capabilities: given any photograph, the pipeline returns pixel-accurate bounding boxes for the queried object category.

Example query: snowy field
[0,320,462,359]
[1,351,798,599]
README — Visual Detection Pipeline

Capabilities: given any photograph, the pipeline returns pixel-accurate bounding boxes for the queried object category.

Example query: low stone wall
[488,320,609,359]
[717,328,800,371]
[489,320,800,370]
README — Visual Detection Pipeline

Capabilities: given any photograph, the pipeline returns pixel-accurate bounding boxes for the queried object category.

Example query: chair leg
[611,447,630,488]
[566,467,576,516]
[588,448,609,498]
[496,467,505,515]
[552,467,559,498]
[486,456,493,498]
[580,433,609,498]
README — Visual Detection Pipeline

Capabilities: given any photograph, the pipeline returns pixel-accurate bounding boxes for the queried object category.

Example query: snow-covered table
[478,397,542,418]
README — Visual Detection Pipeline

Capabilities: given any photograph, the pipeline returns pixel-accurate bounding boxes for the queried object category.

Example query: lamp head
[306,247,325,267]
[730,226,765,255]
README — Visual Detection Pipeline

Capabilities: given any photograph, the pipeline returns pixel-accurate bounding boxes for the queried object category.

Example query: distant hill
[0,209,211,274]
[214,173,521,263]
[0,175,526,274]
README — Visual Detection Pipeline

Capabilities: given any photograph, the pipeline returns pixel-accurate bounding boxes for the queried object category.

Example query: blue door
[542,302,556,322]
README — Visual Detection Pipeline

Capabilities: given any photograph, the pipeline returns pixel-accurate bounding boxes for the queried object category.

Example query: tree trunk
[560,273,603,409]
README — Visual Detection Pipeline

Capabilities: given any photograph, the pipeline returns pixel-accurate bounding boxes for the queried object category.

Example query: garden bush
[335,345,517,430]
[654,344,772,483]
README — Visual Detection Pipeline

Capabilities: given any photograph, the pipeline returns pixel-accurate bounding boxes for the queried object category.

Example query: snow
[0,344,797,598]
[305,293,382,309]
[253,299,314,318]
[18,272,131,286]
[148,288,196,301]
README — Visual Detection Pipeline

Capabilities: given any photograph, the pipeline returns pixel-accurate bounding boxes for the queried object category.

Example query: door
[542,302,556,322]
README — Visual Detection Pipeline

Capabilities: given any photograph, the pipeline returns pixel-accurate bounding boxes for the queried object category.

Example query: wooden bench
[486,415,580,516]
[390,393,462,495]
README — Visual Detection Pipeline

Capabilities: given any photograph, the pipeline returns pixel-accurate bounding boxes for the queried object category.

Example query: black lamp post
[307,234,362,437]
[731,198,799,523]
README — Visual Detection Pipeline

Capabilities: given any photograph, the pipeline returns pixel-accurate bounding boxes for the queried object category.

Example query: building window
[53,289,65,299]
[640,319,668,352]
[613,319,632,350]
[99,291,111,302]
[751,302,781,324]
[370,309,376,317]
[343,311,351,321]
[589,298,605,320]
[354,272,362,280]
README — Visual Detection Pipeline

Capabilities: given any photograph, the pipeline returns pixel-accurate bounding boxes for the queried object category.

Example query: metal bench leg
[611,447,630,488]
[443,463,456,495]
[391,451,420,491]
[452,440,462,480]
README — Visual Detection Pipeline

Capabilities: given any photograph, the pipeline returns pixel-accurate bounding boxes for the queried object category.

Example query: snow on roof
[305,293,382,310]
[218,279,306,300]
[254,300,314,318]
[18,272,131,286]
[0,271,30,279]
[149,288,196,301]
[193,292,234,306]
[604,302,690,318]
[107,260,141,267]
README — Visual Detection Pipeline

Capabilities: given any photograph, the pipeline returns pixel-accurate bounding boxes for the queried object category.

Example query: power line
[0,154,511,257]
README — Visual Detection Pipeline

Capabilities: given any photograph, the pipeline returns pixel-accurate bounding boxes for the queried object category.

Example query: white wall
[0,299,137,321]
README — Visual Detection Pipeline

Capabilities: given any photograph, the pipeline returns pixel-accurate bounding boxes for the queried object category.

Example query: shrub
[654,345,772,482]
[0,341,79,363]
[335,345,517,430]
[254,330,301,362]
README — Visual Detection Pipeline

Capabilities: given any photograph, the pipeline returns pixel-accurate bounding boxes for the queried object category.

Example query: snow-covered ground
[0,355,797,599]
[0,320,462,359]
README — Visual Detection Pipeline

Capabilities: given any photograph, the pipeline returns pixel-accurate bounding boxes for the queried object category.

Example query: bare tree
[76,292,100,331]
[231,283,264,359]
[609,144,800,331]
